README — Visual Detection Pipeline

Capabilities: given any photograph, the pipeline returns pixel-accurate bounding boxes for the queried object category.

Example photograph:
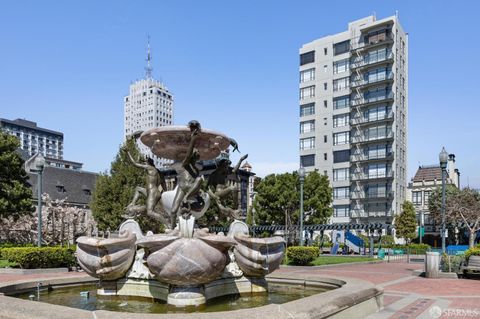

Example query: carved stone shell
[76,230,136,281]
[137,234,236,286]
[233,234,285,277]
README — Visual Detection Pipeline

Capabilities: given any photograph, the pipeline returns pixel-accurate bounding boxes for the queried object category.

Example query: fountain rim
[0,272,382,319]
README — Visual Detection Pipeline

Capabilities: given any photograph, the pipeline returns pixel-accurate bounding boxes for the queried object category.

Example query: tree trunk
[469,231,475,248]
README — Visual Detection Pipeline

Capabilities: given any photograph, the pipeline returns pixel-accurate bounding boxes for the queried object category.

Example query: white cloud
[250,162,298,177]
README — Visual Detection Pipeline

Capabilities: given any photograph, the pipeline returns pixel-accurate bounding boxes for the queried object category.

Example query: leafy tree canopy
[0,131,34,219]
[394,201,417,244]
[253,170,332,226]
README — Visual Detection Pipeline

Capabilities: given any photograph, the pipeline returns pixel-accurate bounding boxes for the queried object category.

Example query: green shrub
[286,246,319,265]
[379,235,395,247]
[407,243,430,253]
[0,247,76,269]
[441,254,465,273]
[0,243,35,248]
[465,247,480,260]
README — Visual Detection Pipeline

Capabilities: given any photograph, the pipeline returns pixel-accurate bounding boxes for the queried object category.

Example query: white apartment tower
[124,39,174,166]
[299,15,408,226]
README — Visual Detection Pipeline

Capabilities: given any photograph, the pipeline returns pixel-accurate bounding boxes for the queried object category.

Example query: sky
[0,0,479,187]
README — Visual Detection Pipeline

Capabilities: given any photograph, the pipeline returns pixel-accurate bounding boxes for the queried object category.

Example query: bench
[460,255,480,278]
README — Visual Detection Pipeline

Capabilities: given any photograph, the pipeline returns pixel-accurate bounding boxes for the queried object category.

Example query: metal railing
[351,131,394,144]
[350,51,394,69]
[351,170,394,181]
[350,92,394,107]
[350,72,394,88]
[350,111,394,125]
[350,151,394,162]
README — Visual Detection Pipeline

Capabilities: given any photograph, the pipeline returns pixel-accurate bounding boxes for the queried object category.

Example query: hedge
[0,247,76,269]
[464,247,480,260]
[286,246,319,265]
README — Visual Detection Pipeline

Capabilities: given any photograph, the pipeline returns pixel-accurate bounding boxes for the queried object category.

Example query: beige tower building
[299,14,408,226]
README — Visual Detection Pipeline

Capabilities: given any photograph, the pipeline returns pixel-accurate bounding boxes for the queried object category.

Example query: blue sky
[0,0,479,187]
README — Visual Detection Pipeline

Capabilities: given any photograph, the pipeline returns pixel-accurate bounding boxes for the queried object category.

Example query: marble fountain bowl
[76,230,136,281]
[137,233,236,286]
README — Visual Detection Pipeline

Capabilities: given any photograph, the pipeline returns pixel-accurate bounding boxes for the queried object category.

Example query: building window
[323,117,327,125]
[334,187,350,199]
[365,86,391,102]
[300,103,315,117]
[368,163,387,178]
[367,184,387,198]
[333,113,349,127]
[412,191,422,205]
[333,95,350,109]
[324,82,327,90]
[333,77,350,91]
[300,51,315,65]
[333,168,349,181]
[300,137,315,150]
[324,153,327,160]
[333,131,350,145]
[365,29,389,45]
[300,86,315,100]
[324,65,328,73]
[366,124,391,141]
[367,144,391,159]
[300,68,315,83]
[300,154,315,167]
[333,150,350,163]
[324,47,328,55]
[324,135,327,143]
[300,120,315,133]
[366,67,389,83]
[424,191,431,204]
[324,100,327,108]
[334,205,350,217]
[366,48,388,64]
[333,58,349,74]
[334,40,350,55]
[365,105,388,121]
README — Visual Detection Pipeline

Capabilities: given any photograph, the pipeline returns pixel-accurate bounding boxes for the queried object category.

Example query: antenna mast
[145,35,153,79]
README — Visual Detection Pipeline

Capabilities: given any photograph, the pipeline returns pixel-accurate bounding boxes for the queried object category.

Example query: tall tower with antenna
[123,36,174,167]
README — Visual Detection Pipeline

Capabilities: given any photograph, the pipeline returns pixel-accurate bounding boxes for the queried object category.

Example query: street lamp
[299,166,306,246]
[439,147,449,254]
[25,153,46,247]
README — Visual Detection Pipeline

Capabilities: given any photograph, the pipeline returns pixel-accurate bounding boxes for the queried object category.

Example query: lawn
[310,256,378,266]
[0,259,18,268]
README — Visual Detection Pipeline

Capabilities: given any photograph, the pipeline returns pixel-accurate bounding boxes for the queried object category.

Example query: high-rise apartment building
[299,15,408,226]
[0,118,64,159]
[123,40,174,167]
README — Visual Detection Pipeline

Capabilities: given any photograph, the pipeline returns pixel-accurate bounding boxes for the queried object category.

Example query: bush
[441,254,465,273]
[286,246,319,265]
[0,243,35,248]
[465,247,480,260]
[380,235,395,247]
[0,247,76,269]
[407,243,430,253]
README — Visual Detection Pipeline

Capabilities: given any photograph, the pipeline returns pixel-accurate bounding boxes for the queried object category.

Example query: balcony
[350,72,394,89]
[350,170,394,182]
[350,111,394,126]
[350,92,394,108]
[350,151,394,163]
[350,209,394,218]
[351,190,394,201]
[350,51,394,70]
[351,131,394,144]
[350,34,394,52]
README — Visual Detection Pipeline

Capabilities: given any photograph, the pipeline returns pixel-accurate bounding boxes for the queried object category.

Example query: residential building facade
[407,154,460,245]
[123,41,174,167]
[299,15,408,226]
[0,118,64,159]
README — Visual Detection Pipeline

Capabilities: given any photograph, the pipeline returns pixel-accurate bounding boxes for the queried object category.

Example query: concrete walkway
[276,261,480,318]
[1,261,479,318]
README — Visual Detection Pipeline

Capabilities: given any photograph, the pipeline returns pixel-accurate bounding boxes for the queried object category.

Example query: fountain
[75,121,285,307]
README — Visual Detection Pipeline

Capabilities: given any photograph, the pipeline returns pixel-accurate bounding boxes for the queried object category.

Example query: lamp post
[25,153,45,247]
[299,166,306,246]
[439,147,449,254]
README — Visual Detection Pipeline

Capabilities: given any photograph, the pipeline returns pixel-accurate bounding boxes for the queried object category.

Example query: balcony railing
[351,131,394,144]
[350,209,394,218]
[350,51,394,69]
[350,111,394,126]
[350,72,394,89]
[351,170,394,181]
[351,190,394,200]
[350,151,394,163]
[350,92,394,107]
[350,34,394,51]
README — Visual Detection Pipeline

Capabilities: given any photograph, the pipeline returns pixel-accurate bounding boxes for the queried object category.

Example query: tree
[429,187,480,248]
[0,131,34,219]
[90,138,163,233]
[253,170,332,226]
[394,201,418,244]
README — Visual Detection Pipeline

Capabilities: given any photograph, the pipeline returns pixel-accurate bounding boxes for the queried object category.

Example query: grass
[0,259,19,268]
[310,256,377,266]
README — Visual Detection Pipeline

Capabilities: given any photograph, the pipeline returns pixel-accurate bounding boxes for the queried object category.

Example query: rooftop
[0,118,63,137]
[412,165,443,182]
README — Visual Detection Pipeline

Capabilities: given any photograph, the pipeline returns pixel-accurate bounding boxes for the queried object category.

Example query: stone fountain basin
[76,230,136,281]
[137,234,236,286]
[0,272,383,319]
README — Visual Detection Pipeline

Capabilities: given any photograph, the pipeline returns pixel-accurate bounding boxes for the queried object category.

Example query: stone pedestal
[425,252,440,278]
[167,287,206,307]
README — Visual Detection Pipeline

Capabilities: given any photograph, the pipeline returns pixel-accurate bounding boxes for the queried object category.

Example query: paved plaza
[1,261,479,318]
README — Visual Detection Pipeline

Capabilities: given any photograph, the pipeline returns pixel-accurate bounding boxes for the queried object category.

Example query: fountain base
[96,276,268,305]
